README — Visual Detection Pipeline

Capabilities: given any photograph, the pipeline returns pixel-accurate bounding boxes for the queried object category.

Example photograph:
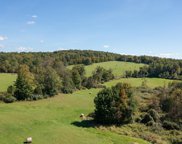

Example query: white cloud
[0,35,8,41]
[32,15,38,18]
[103,45,110,48]
[57,47,67,51]
[27,21,36,25]
[17,46,33,52]
[158,53,173,58]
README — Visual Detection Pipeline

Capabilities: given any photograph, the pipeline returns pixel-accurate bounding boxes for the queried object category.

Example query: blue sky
[0,0,182,59]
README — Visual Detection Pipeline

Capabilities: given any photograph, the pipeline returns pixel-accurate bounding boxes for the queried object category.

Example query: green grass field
[0,89,150,144]
[104,78,180,88]
[68,61,146,77]
[0,63,179,144]
[0,73,17,92]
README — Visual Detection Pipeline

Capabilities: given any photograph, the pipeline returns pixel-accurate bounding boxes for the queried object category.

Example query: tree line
[1,62,114,102]
[0,50,120,73]
[1,50,182,80]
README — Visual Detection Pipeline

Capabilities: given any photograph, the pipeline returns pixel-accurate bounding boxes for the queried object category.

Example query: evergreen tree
[72,69,82,89]
[14,65,35,100]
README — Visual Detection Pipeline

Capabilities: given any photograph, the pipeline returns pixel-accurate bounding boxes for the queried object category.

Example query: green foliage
[61,71,75,93]
[7,85,16,95]
[148,109,160,122]
[72,69,82,89]
[162,121,180,130]
[160,98,173,112]
[94,83,136,125]
[14,65,35,100]
[42,67,61,96]
[72,65,85,79]
[3,95,16,103]
[159,84,182,122]
[141,113,154,124]
[31,94,44,101]
[92,66,114,83]
[140,109,160,127]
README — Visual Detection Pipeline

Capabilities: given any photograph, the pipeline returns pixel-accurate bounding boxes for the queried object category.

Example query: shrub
[61,87,74,94]
[160,98,173,113]
[7,85,16,95]
[162,120,180,130]
[31,94,44,101]
[3,95,16,103]
[170,137,182,144]
[141,113,154,124]
[94,83,136,125]
[148,109,160,122]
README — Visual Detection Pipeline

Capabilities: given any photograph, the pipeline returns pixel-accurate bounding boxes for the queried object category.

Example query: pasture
[68,61,146,77]
[0,89,150,144]
[0,73,17,92]
[104,78,179,88]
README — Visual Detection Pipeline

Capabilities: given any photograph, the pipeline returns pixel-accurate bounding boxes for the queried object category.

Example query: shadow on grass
[71,120,96,128]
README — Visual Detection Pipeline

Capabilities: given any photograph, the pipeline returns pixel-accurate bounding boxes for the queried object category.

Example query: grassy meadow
[0,89,150,144]
[68,61,146,77]
[104,78,180,88]
[0,73,17,92]
[1,62,180,144]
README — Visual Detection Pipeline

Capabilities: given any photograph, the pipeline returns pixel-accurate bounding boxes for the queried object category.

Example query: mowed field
[68,61,146,77]
[0,89,150,144]
[104,78,180,88]
[0,73,17,92]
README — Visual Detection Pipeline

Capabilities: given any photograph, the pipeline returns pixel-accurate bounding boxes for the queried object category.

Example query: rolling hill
[68,61,146,77]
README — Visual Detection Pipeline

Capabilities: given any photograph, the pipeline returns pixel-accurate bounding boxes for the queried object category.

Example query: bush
[141,113,154,124]
[61,87,74,94]
[31,95,44,101]
[162,120,180,130]
[7,85,16,95]
[160,98,173,113]
[170,137,182,144]
[3,95,16,103]
[94,83,136,125]
[148,109,160,122]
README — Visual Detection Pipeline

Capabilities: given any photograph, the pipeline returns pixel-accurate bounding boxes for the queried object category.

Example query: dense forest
[1,50,182,102]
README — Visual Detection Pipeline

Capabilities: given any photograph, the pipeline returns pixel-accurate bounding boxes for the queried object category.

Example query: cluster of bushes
[83,66,114,89]
[136,82,182,132]
[125,60,182,80]
[93,81,182,143]
[0,92,16,103]
[94,83,136,125]
[1,63,115,103]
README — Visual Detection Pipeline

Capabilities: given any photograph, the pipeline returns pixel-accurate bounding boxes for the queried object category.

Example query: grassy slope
[68,61,146,77]
[0,73,17,92]
[0,89,150,144]
[104,78,180,88]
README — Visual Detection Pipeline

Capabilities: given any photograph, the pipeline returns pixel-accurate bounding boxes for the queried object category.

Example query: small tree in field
[94,83,136,125]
